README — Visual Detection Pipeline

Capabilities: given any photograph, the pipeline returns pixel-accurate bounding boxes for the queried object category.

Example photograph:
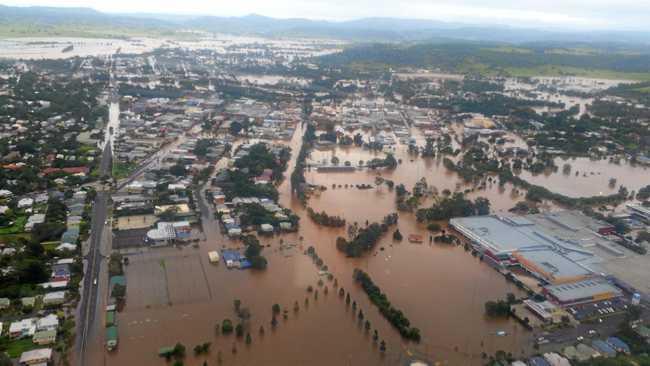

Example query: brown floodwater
[89,124,536,366]
[517,156,650,198]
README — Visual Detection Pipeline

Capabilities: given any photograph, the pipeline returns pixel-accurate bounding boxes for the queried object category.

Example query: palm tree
[372,330,378,342]
[345,293,350,304]
[358,309,364,320]
[294,301,300,312]
[245,333,252,345]
[379,340,386,352]
[364,320,371,331]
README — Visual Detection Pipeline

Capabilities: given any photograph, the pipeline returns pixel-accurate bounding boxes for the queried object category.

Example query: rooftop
[544,278,622,304]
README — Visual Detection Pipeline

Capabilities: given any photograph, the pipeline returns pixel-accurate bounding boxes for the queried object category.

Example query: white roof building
[36,314,59,332]
[17,197,34,208]
[9,318,36,338]
[43,291,66,305]
[19,348,52,365]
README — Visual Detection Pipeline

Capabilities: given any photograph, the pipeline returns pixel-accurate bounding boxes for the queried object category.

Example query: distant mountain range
[1,5,650,46]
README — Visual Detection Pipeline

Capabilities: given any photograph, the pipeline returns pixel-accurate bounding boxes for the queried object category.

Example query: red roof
[42,166,90,175]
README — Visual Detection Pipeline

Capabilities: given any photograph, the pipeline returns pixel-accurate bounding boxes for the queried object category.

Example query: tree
[169,163,187,177]
[272,304,281,315]
[235,323,244,337]
[172,342,186,360]
[245,333,252,345]
[221,319,233,334]
[230,121,243,136]
[392,229,403,241]
[0,353,11,366]
[234,299,241,313]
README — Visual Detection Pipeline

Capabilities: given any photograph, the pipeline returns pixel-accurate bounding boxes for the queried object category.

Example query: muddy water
[518,156,650,198]
[95,124,533,366]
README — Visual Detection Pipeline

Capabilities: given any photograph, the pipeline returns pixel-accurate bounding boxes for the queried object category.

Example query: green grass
[5,338,38,358]
[0,216,27,235]
[633,86,650,93]
[112,161,137,180]
[0,232,31,244]
[41,241,61,252]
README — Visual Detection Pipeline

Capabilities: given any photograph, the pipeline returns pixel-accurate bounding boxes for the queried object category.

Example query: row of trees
[306,207,346,227]
[353,269,421,341]
[290,123,316,203]
[336,214,398,257]
[416,193,491,222]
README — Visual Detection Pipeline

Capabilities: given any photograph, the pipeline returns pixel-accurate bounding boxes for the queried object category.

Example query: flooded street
[94,124,534,366]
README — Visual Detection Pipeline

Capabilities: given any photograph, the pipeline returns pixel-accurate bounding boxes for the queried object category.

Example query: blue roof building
[528,356,551,366]
[606,337,630,354]
[591,340,617,357]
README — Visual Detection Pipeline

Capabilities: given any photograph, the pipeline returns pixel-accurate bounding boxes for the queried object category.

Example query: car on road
[93,278,97,286]
[588,330,598,336]
[577,336,584,341]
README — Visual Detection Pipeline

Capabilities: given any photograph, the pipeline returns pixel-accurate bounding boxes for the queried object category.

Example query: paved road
[75,143,111,365]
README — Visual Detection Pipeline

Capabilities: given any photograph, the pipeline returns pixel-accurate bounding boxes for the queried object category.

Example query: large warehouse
[450,211,626,305]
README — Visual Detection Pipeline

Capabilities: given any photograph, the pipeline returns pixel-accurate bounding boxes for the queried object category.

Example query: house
[21,297,36,308]
[51,263,71,282]
[260,223,274,233]
[0,297,10,309]
[17,197,34,209]
[19,348,52,365]
[106,326,118,351]
[32,329,57,345]
[43,291,66,306]
[25,213,46,231]
[36,314,59,332]
[607,337,631,354]
[56,243,77,251]
[591,340,617,357]
[9,318,36,338]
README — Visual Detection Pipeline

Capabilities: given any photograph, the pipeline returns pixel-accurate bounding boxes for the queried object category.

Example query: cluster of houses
[210,191,295,237]
[113,95,222,170]
[501,336,632,365]
[113,177,198,249]
[0,187,89,365]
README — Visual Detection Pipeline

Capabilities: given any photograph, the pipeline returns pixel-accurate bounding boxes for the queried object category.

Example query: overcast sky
[3,0,650,30]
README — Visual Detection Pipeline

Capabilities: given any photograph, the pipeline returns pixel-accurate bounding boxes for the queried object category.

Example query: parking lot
[568,298,629,322]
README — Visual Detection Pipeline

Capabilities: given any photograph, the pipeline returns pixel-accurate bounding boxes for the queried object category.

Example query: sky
[2,0,650,31]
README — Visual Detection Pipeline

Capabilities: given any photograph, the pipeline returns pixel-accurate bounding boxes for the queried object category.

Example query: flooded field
[517,156,650,198]
[91,124,537,365]
[0,37,165,59]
